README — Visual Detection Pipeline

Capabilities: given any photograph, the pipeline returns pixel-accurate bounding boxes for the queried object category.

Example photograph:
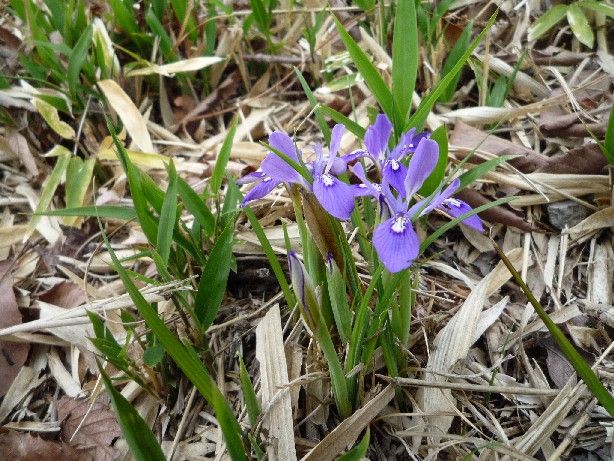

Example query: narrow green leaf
[30,146,71,231]
[177,178,215,236]
[37,205,137,220]
[317,320,352,418]
[98,364,166,461]
[194,223,234,329]
[578,0,614,19]
[295,68,332,144]
[493,242,614,418]
[143,344,165,367]
[437,21,473,103]
[99,225,247,460]
[108,121,158,244]
[243,206,294,307]
[326,258,352,342]
[392,0,418,122]
[458,154,516,190]
[419,125,448,196]
[211,117,238,195]
[528,5,568,41]
[318,106,366,139]
[602,103,614,165]
[238,355,260,427]
[249,0,271,39]
[407,11,497,130]
[333,16,402,129]
[157,160,178,265]
[419,196,515,252]
[567,4,594,48]
[67,23,92,99]
[337,429,370,461]
[64,157,95,226]
[107,0,139,35]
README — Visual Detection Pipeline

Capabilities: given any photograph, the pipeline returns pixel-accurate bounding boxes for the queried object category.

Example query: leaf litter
[0,1,612,460]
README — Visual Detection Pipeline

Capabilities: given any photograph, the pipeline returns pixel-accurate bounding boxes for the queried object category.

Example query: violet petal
[373,213,420,273]
[365,114,392,162]
[313,174,356,220]
[241,177,280,205]
[404,138,439,198]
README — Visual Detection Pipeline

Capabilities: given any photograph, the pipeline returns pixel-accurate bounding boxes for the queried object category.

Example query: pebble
[546,200,589,230]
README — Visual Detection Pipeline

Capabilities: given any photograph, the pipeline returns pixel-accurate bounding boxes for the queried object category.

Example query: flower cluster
[239,114,484,273]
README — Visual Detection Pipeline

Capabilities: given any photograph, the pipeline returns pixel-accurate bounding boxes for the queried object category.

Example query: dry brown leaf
[0,431,89,461]
[538,144,608,175]
[256,304,297,461]
[565,207,614,242]
[544,339,577,389]
[301,385,394,461]
[97,80,155,153]
[6,128,38,177]
[0,261,29,397]
[38,281,87,309]
[57,396,121,460]
[450,121,548,173]
[455,189,534,232]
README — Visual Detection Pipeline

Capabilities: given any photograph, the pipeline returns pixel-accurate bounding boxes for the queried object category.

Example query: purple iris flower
[373,137,483,273]
[239,124,357,220]
[237,131,306,205]
[345,114,430,197]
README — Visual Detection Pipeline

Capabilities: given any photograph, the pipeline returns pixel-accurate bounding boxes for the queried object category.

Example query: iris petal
[440,199,484,232]
[383,159,408,197]
[365,114,392,161]
[342,149,368,164]
[241,177,280,205]
[269,131,300,161]
[261,153,301,184]
[313,174,356,220]
[404,138,439,198]
[236,171,266,185]
[373,213,420,273]
[419,178,460,216]
[330,157,348,175]
[330,124,345,158]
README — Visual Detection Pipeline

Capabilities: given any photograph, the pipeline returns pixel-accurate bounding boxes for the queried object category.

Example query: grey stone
[546,200,589,230]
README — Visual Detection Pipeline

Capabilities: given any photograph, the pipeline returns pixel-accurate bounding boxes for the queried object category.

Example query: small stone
[546,200,589,230]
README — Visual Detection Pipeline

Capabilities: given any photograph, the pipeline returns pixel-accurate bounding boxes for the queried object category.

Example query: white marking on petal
[391,215,408,234]
[263,177,273,182]
[358,183,367,188]
[321,173,335,187]
[389,159,400,171]
[444,198,462,208]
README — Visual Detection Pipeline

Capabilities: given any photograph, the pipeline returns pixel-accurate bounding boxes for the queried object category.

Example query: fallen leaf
[97,79,155,153]
[0,431,88,461]
[57,396,121,460]
[544,339,577,389]
[0,261,29,397]
[455,189,534,232]
[538,144,608,175]
[450,121,549,173]
[6,128,38,177]
[38,281,87,309]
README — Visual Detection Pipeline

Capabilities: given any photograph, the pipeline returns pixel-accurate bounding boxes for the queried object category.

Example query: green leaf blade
[392,0,418,122]
[528,5,568,42]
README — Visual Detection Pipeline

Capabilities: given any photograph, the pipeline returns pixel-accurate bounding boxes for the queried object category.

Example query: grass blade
[318,106,366,139]
[407,11,497,130]
[194,222,235,329]
[567,4,594,48]
[528,4,568,41]
[156,160,178,265]
[295,67,332,143]
[333,16,402,129]
[99,223,247,460]
[493,242,614,418]
[602,103,614,165]
[392,0,418,122]
[63,157,95,226]
[211,117,238,195]
[67,23,92,99]
[458,154,516,190]
[36,205,137,220]
[177,177,216,236]
[238,355,260,427]
[98,363,166,461]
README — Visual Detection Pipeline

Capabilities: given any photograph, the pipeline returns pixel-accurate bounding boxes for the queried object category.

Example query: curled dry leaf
[0,431,89,461]
[57,396,121,461]
[537,144,609,175]
[38,281,87,309]
[0,261,29,398]
[455,189,534,232]
[450,121,549,173]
